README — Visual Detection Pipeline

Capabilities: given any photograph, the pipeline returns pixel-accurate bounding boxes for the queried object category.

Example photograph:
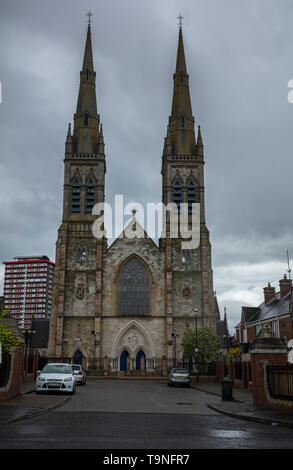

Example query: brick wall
[0,345,24,402]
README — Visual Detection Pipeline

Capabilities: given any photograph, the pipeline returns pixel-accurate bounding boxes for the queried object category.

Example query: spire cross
[86,10,93,25]
[177,13,184,28]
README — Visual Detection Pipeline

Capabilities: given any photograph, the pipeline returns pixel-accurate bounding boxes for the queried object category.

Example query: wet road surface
[0,380,293,449]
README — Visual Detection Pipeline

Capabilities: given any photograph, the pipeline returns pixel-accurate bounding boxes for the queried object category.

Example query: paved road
[1,380,293,449]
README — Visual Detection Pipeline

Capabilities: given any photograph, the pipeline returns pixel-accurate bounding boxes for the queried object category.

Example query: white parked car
[35,363,76,395]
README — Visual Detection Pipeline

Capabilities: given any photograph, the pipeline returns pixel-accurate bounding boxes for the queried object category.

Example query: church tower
[161,21,216,359]
[48,18,105,367]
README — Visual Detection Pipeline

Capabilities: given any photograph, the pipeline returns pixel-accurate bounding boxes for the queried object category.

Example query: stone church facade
[47,20,216,374]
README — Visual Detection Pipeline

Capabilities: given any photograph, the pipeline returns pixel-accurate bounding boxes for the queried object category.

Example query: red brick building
[235,274,293,346]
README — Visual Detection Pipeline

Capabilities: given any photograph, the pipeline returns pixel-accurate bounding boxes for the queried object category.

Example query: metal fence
[267,365,293,401]
[38,357,217,377]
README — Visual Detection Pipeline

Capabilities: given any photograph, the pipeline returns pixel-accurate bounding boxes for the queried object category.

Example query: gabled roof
[107,216,159,252]
[235,290,292,328]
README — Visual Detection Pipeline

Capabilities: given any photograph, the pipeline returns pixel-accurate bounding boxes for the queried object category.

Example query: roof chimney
[263,282,276,304]
[279,274,292,299]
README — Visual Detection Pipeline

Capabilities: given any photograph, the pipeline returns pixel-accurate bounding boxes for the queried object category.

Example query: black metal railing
[37,357,217,377]
[267,365,293,401]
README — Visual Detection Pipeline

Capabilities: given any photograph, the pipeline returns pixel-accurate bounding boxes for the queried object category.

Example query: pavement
[191,381,293,428]
[0,381,71,425]
[1,378,293,428]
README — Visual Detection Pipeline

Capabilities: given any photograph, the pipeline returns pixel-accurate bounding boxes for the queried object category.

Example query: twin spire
[67,15,201,157]
[167,19,202,156]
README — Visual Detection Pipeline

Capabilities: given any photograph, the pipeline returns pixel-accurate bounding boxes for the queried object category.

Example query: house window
[86,181,95,213]
[173,182,182,213]
[117,258,150,315]
[72,181,80,213]
[272,320,280,337]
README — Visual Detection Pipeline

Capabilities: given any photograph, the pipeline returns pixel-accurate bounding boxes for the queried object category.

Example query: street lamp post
[193,308,199,382]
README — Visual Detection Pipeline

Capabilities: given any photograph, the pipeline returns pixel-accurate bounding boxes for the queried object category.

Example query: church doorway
[120,350,130,371]
[73,349,83,365]
[136,350,146,371]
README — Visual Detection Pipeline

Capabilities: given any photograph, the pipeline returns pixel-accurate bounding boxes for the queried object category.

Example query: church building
[47,17,216,374]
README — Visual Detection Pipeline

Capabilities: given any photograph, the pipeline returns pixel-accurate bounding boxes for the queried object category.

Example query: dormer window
[84,113,89,126]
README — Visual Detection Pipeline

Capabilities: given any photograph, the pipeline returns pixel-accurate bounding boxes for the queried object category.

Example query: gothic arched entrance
[120,350,131,372]
[73,349,83,365]
[136,350,146,371]
[111,320,156,374]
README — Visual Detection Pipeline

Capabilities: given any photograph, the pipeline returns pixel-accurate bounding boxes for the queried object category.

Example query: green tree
[181,325,221,363]
[0,310,22,353]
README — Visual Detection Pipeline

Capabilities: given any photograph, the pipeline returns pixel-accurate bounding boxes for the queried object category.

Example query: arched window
[187,182,196,214]
[117,258,150,315]
[173,181,182,213]
[76,245,87,262]
[84,113,89,126]
[72,181,80,213]
[86,181,95,213]
[180,115,186,129]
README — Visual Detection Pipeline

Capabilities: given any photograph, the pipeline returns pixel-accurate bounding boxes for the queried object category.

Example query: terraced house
[48,19,216,374]
[235,274,293,350]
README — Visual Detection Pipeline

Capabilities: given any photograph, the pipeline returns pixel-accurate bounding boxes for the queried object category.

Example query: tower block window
[173,182,182,213]
[117,258,150,315]
[188,182,196,214]
[72,181,81,213]
[84,113,89,126]
[86,181,95,213]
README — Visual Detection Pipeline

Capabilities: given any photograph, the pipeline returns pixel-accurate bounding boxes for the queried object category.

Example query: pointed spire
[73,17,100,154]
[197,125,202,145]
[175,26,187,75]
[65,123,72,154]
[168,21,196,155]
[98,123,105,154]
[82,22,94,73]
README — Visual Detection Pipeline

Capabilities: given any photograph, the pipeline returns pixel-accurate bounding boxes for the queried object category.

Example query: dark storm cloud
[1,0,293,332]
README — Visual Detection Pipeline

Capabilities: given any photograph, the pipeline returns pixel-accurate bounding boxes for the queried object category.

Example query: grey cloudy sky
[0,0,293,332]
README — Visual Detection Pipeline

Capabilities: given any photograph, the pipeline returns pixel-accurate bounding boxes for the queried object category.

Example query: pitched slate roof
[235,290,292,328]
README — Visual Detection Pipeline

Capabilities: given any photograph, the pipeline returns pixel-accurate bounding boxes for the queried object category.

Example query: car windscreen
[72,365,81,371]
[173,369,189,374]
[42,364,72,374]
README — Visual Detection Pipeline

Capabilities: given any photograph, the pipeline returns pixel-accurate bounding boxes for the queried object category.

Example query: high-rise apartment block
[3,256,54,329]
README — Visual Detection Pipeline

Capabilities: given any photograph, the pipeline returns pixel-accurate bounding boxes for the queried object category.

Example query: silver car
[72,364,87,385]
[35,363,76,394]
[168,368,190,387]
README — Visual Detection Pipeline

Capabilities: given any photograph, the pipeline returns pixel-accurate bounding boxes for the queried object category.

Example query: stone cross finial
[86,10,93,25]
[177,13,184,28]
